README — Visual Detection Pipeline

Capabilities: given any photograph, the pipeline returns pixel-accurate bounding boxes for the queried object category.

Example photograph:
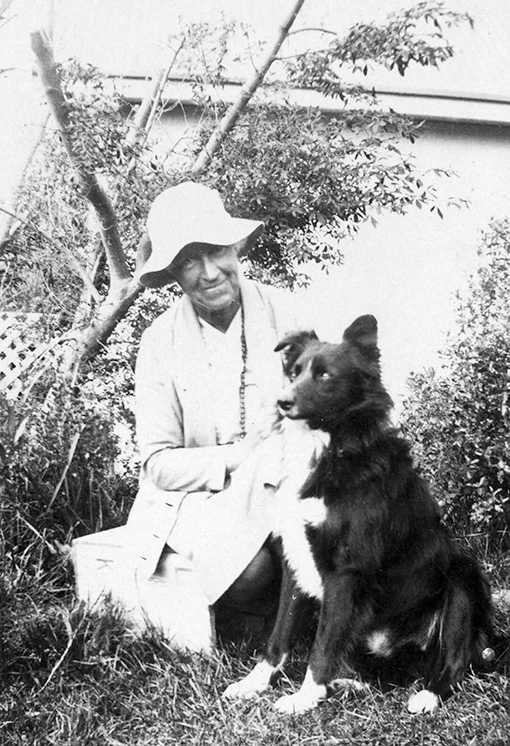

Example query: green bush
[401,219,510,544]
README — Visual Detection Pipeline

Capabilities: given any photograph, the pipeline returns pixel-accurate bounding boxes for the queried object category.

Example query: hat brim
[139,219,263,289]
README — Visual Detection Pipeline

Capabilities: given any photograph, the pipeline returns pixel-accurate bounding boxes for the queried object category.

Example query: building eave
[106,75,510,128]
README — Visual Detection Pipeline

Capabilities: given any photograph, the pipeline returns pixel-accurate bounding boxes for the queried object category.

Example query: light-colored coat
[126,278,299,601]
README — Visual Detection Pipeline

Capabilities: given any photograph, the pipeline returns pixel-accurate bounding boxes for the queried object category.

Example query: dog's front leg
[275,573,364,714]
[223,565,300,700]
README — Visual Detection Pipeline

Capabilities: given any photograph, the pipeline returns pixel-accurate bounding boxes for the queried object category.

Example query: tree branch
[287,27,337,37]
[191,0,307,173]
[30,28,131,290]
[124,40,185,187]
[126,41,185,150]
[0,0,16,21]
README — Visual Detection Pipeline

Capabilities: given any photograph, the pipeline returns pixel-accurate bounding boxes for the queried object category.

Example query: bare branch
[124,39,185,187]
[143,42,185,140]
[0,0,16,14]
[126,40,185,150]
[287,27,337,37]
[0,0,16,22]
[125,71,164,148]
[30,28,131,290]
[191,0,307,173]
[66,278,143,369]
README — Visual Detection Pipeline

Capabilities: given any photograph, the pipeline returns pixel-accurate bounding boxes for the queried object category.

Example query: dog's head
[275,315,393,432]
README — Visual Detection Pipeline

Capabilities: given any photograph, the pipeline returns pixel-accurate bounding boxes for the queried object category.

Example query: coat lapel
[240,278,288,407]
[172,295,218,447]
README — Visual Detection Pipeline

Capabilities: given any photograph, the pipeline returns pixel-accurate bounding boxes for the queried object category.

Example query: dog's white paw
[274,690,323,714]
[222,661,275,700]
[407,689,440,714]
[274,670,327,714]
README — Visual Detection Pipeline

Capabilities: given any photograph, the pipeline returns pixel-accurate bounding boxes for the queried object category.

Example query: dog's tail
[455,553,496,670]
[425,552,495,698]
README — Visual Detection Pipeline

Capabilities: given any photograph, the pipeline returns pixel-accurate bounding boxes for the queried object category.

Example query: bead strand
[239,304,247,438]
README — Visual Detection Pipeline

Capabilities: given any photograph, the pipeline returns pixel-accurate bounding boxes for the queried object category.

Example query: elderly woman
[128,181,303,617]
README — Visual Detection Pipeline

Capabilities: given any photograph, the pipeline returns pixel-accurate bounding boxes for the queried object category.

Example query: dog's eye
[290,364,302,380]
[316,370,331,382]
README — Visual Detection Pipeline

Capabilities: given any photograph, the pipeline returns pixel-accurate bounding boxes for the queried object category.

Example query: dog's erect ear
[275,329,319,376]
[343,315,378,352]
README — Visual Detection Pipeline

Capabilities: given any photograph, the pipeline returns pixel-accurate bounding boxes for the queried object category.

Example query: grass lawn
[2,566,509,746]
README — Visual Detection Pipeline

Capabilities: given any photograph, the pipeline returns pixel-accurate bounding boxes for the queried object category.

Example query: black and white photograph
[1,1,509,743]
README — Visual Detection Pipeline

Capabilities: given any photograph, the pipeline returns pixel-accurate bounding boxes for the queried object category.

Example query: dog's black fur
[224,314,495,713]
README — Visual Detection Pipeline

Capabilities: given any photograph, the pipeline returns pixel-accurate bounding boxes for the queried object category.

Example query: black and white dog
[224,315,494,714]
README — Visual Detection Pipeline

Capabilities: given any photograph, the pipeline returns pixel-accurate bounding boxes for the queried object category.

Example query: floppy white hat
[139,181,264,288]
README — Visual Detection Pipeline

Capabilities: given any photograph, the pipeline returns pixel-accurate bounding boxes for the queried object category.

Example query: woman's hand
[224,430,265,474]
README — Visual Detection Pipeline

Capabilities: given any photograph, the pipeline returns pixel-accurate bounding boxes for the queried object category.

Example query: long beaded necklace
[239,304,247,438]
[196,299,248,441]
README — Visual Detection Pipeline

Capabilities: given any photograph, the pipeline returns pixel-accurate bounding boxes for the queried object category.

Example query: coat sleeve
[135,326,230,493]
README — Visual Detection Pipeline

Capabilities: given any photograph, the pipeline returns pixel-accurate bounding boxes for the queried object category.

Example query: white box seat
[71,526,216,653]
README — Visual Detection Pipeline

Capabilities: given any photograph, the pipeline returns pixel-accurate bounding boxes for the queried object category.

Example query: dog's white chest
[268,422,329,601]
[271,481,327,601]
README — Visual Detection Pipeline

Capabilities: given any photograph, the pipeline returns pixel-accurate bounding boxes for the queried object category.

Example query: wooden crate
[71,526,216,654]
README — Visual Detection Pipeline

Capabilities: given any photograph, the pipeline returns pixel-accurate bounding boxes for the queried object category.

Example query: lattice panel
[0,312,43,399]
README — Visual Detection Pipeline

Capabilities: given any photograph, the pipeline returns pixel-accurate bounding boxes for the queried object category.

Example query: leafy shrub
[401,219,510,543]
[1,60,171,323]
[0,364,136,558]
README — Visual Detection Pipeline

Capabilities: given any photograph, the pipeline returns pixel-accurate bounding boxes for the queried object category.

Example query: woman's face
[170,244,241,311]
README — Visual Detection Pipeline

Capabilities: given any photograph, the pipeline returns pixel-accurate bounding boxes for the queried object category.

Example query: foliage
[188,1,472,285]
[401,220,510,542]
[3,3,473,308]
[1,61,170,321]
[167,17,253,107]
[0,1,473,537]
[205,101,439,286]
[0,364,135,559]
[0,59,181,595]
[288,1,473,83]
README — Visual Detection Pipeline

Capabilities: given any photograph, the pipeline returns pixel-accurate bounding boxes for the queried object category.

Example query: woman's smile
[171,244,241,313]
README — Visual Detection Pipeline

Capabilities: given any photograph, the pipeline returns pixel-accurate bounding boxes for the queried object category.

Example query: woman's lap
[166,483,275,604]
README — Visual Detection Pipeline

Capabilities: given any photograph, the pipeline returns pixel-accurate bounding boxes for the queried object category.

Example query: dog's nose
[277,397,294,412]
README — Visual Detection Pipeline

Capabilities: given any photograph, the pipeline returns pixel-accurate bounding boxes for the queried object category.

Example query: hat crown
[147,182,229,240]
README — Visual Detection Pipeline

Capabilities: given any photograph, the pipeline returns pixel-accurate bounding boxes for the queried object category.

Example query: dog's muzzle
[277,385,297,416]
[277,397,294,413]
